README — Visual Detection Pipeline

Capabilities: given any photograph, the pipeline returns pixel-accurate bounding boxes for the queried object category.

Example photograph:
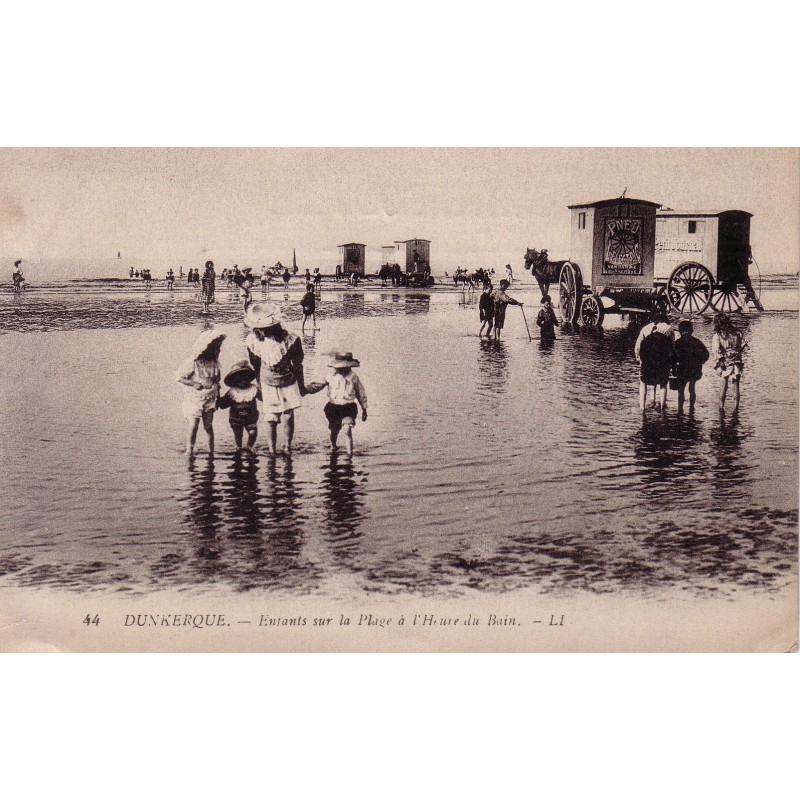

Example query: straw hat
[224,359,257,386]
[244,302,283,329]
[328,351,361,368]
[190,329,226,360]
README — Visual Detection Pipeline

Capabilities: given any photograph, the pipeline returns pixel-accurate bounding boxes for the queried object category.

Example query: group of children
[635,311,744,413]
[479,281,559,341]
[177,303,366,458]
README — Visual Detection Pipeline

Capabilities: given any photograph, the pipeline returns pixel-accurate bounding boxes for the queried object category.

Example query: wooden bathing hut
[654,209,761,311]
[338,243,366,277]
[393,239,431,275]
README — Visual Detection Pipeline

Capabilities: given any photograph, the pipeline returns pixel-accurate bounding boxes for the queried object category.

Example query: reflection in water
[404,294,431,314]
[476,339,509,395]
[182,457,226,580]
[322,454,368,571]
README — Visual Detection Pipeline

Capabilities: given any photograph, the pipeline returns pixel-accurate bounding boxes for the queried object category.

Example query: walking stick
[519,305,532,342]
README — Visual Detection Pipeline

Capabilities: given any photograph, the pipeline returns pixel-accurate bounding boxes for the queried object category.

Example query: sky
[1,148,797,279]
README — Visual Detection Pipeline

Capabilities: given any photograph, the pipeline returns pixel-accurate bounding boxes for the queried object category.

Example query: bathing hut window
[578,212,586,230]
[688,221,697,234]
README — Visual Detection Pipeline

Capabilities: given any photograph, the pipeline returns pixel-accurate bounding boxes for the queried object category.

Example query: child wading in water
[672,319,709,414]
[478,283,494,336]
[307,352,368,455]
[711,312,744,411]
[176,330,226,456]
[536,294,559,340]
[218,360,261,452]
[301,284,317,331]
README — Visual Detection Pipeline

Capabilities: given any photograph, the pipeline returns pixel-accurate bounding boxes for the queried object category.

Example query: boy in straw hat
[218,360,261,451]
[175,329,226,456]
[306,351,368,455]
[245,302,307,454]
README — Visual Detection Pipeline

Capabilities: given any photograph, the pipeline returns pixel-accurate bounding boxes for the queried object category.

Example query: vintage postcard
[0,147,796,652]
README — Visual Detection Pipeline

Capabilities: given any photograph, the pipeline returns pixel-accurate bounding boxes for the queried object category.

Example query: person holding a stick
[491,279,523,340]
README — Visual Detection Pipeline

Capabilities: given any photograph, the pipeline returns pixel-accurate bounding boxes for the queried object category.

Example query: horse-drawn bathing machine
[524,197,761,327]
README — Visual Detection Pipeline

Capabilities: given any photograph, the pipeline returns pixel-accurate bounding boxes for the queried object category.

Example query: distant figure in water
[313,268,322,296]
[711,313,744,411]
[306,351,368,456]
[240,271,255,310]
[282,267,291,292]
[536,294,559,341]
[201,261,216,312]
[261,264,271,294]
[301,284,317,331]
[217,360,261,452]
[142,269,152,289]
[491,279,523,340]
[166,268,175,289]
[505,264,513,285]
[179,266,184,278]
[12,260,24,293]
[129,266,134,278]
[176,330,225,456]
[479,283,495,337]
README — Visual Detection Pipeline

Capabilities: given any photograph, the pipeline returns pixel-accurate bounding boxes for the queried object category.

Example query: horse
[524,248,573,298]
[453,269,475,289]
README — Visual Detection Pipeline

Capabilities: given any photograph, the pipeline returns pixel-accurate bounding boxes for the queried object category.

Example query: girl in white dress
[176,330,226,456]
[244,303,306,454]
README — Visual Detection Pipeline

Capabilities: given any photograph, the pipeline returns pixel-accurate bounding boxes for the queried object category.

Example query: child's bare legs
[245,425,258,451]
[201,410,215,457]
[302,314,309,331]
[732,378,740,411]
[265,421,278,454]
[639,381,648,411]
[282,410,295,453]
[230,422,244,450]
[329,425,340,450]
[688,380,697,410]
[657,383,667,409]
[341,423,354,456]
[186,417,201,455]
[719,377,729,409]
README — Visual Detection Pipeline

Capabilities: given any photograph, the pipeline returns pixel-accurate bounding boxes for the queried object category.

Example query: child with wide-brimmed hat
[306,351,368,455]
[244,302,307,454]
[218,360,261,452]
[175,329,226,456]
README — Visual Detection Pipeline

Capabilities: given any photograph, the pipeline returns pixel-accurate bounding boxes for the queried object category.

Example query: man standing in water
[491,279,523,340]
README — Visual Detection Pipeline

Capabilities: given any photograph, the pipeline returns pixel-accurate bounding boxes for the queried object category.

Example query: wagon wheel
[558,262,582,324]
[709,281,744,313]
[666,262,713,315]
[580,293,605,328]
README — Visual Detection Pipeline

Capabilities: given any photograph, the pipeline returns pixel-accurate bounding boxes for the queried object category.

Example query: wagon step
[618,306,652,315]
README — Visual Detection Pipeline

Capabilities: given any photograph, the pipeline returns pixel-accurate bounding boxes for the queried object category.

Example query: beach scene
[0,148,797,650]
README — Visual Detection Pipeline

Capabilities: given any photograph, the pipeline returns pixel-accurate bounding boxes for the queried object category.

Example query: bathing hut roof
[394,239,431,244]
[337,243,366,248]
[567,198,661,210]
[656,209,752,218]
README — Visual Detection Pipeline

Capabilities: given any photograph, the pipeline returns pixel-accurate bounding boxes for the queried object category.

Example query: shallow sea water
[0,281,797,600]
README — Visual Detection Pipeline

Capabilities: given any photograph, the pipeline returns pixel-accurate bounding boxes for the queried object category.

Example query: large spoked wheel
[558,262,582,324]
[710,281,743,313]
[666,262,713,315]
[580,293,605,328]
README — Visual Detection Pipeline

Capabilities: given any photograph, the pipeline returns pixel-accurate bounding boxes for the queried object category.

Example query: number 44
[82,614,100,626]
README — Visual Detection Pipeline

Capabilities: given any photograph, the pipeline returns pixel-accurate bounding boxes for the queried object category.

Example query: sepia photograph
[0,147,796,652]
